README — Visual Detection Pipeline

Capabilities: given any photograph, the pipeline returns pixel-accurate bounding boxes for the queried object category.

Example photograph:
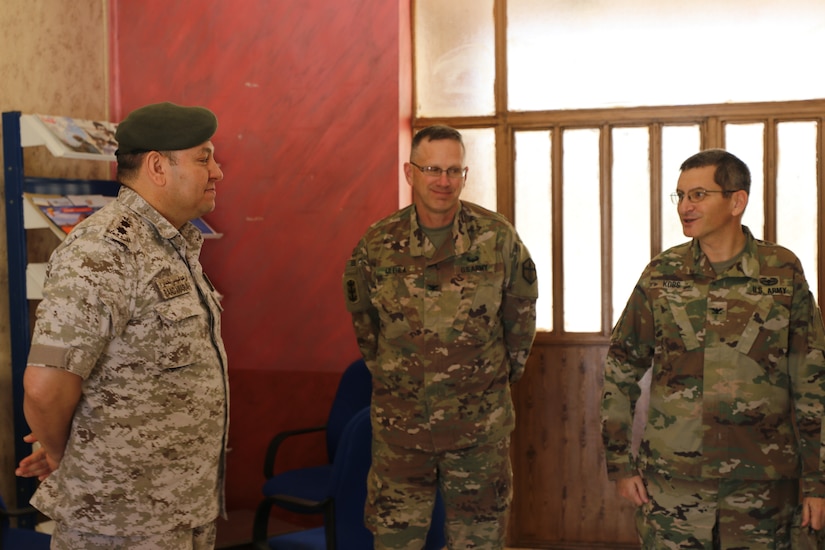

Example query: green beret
[115,102,218,155]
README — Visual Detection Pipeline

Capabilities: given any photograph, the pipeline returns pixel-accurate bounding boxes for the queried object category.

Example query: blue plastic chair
[256,406,446,550]
[0,492,51,550]
[253,359,372,533]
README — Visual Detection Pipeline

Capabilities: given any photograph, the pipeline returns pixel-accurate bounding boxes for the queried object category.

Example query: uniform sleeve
[342,239,379,364]
[501,235,538,384]
[788,270,825,497]
[601,279,655,480]
[29,232,136,379]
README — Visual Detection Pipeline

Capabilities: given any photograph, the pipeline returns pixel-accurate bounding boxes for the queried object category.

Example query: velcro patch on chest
[747,278,792,296]
[648,280,695,291]
[155,274,192,300]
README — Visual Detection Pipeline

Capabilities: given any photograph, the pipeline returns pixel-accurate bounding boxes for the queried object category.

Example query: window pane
[507,0,825,111]
[414,0,495,117]
[724,123,765,240]
[611,127,650,328]
[563,128,601,332]
[776,121,818,300]
[460,128,496,211]
[515,130,553,331]
[661,126,701,250]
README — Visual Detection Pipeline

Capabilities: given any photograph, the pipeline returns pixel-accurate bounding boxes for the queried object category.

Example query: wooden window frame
[412,3,825,345]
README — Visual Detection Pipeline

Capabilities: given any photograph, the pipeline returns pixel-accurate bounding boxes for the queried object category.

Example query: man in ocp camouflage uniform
[601,149,825,549]
[343,125,538,548]
[16,102,229,550]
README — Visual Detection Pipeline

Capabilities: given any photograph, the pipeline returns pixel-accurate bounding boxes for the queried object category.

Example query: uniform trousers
[50,520,217,550]
[636,471,796,549]
[368,436,512,549]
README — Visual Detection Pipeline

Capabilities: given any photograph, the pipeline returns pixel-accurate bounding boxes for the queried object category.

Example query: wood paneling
[509,341,640,549]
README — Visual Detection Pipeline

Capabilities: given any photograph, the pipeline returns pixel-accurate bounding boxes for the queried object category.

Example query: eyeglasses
[670,188,733,205]
[410,161,467,180]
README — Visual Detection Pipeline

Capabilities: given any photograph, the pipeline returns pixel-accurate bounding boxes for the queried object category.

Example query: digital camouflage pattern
[602,226,825,496]
[28,186,229,537]
[51,520,216,550]
[343,201,538,452]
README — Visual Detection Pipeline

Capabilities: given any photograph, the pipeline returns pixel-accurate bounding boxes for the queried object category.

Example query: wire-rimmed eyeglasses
[410,161,467,181]
[670,188,733,205]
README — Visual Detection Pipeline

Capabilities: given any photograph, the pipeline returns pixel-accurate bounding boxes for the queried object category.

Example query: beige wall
[0,0,110,507]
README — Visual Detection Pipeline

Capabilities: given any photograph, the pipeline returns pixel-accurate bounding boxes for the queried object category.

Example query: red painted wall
[110,0,410,510]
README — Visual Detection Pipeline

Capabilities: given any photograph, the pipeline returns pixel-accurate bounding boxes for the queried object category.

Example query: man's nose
[212,162,224,181]
[435,171,452,184]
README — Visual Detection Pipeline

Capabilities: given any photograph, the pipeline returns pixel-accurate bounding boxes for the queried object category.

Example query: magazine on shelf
[23,193,107,239]
[31,114,119,159]
[23,193,222,240]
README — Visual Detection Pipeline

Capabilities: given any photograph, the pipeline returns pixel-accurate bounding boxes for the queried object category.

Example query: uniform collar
[689,225,760,279]
[117,186,204,249]
[409,202,472,261]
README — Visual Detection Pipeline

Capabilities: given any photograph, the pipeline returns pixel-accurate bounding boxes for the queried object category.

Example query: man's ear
[731,189,748,216]
[403,162,414,187]
[144,151,168,186]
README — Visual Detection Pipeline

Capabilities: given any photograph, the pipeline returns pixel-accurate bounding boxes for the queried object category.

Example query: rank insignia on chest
[155,274,192,300]
[707,301,727,322]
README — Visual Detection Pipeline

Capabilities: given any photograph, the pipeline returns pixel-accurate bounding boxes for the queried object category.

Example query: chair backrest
[424,491,447,550]
[327,406,447,549]
[325,358,372,461]
[327,405,374,546]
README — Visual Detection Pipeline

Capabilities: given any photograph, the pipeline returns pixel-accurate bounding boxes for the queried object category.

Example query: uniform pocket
[153,295,209,369]
[371,282,413,341]
[451,270,504,343]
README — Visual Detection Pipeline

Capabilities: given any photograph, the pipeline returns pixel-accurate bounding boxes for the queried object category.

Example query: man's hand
[22,364,81,473]
[616,475,649,507]
[15,433,58,481]
[801,496,825,530]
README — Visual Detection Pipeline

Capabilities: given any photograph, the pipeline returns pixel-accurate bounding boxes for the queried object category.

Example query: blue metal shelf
[2,111,117,521]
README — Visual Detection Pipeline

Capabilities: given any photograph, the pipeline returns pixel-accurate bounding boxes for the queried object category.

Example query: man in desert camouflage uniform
[16,102,229,550]
[601,149,825,548]
[343,125,538,548]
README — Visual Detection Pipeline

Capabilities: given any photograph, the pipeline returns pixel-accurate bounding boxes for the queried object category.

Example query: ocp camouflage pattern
[343,201,538,452]
[602,226,825,496]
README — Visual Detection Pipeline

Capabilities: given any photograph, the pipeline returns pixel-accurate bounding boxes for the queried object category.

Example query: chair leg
[252,498,275,550]
[323,501,336,550]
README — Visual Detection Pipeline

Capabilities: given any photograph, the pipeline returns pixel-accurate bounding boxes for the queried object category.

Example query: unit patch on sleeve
[522,258,537,284]
[345,277,360,303]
